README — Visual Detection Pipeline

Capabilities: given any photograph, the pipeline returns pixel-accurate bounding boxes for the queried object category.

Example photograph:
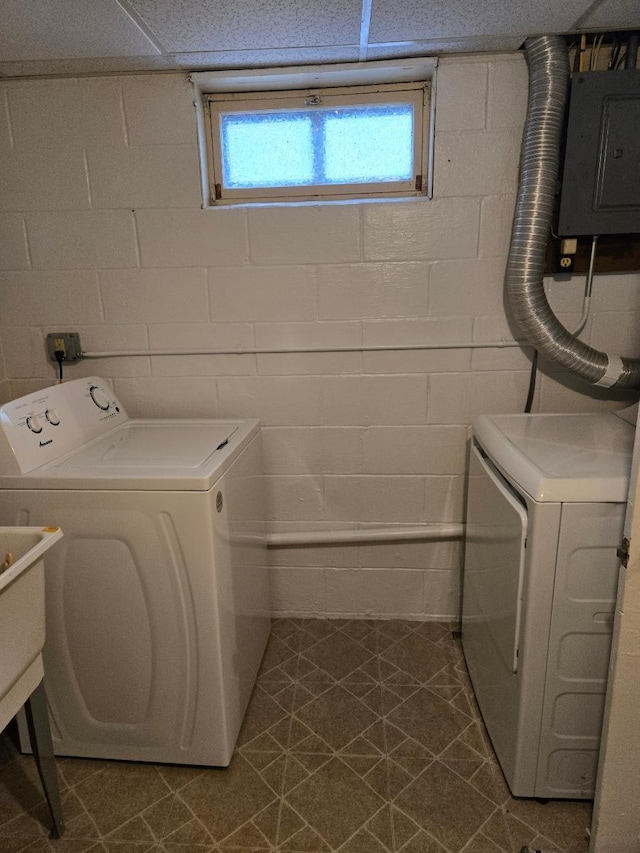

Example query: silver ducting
[506,35,640,389]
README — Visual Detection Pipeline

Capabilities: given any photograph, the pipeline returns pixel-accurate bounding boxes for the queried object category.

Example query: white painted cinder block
[255,321,362,351]
[269,567,327,616]
[357,539,462,571]
[113,377,218,418]
[7,78,127,149]
[121,75,197,147]
[257,351,363,377]
[264,475,324,521]
[147,322,256,377]
[487,57,529,131]
[318,262,429,320]
[362,425,468,474]
[424,475,465,523]
[151,353,256,378]
[435,61,488,132]
[217,376,322,425]
[148,322,254,350]
[0,326,45,379]
[323,476,426,523]
[589,272,640,313]
[470,316,532,372]
[0,89,12,149]
[26,211,138,269]
[325,568,426,618]
[261,426,363,474]
[255,320,363,376]
[537,371,638,414]
[478,194,516,259]
[591,312,640,359]
[429,257,508,318]
[7,379,57,400]
[100,268,208,324]
[422,569,461,619]
[362,198,481,261]
[544,274,586,314]
[0,271,103,326]
[362,348,471,375]
[434,130,522,197]
[88,146,202,209]
[0,150,89,210]
[427,371,532,423]
[321,375,428,425]
[209,266,318,322]
[0,215,29,269]
[362,317,472,374]
[136,209,248,267]
[248,205,361,265]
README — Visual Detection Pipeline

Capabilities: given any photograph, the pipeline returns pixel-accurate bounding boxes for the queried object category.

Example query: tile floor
[0,619,592,853]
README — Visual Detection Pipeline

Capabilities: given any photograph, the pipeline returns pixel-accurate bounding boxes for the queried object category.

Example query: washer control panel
[0,377,128,474]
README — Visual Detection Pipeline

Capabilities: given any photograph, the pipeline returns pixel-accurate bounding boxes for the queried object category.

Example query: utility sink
[0,526,62,717]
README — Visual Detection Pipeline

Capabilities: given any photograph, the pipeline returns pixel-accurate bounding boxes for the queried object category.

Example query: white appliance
[462,411,634,800]
[0,377,270,767]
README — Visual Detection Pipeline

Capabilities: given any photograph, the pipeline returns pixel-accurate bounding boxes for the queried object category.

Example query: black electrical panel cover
[558,69,640,236]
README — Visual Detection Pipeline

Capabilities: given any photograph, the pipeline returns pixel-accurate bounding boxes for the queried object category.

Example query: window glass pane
[323,105,414,184]
[221,112,314,188]
[211,85,426,200]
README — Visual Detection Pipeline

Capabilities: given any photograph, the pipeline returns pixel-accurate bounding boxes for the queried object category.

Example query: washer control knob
[45,408,60,426]
[26,415,43,434]
[89,385,110,411]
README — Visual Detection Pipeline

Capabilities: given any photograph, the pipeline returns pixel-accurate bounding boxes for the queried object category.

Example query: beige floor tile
[293,684,381,754]
[380,634,450,684]
[394,760,496,853]
[386,687,471,756]
[285,756,388,849]
[74,766,170,837]
[0,620,595,853]
[301,631,376,682]
[503,798,592,853]
[178,754,277,843]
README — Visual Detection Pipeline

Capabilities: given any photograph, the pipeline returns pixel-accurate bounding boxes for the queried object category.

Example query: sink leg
[24,680,65,838]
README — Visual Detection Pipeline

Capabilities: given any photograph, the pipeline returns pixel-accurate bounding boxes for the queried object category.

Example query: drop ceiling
[0,0,639,78]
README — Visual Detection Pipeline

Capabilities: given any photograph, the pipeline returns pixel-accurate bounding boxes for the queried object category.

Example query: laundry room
[1,3,640,853]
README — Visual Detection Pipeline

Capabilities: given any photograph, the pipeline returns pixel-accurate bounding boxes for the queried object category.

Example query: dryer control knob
[26,415,43,434]
[45,408,60,425]
[89,385,110,411]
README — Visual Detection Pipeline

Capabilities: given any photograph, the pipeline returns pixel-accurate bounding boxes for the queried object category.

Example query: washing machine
[0,376,270,766]
[462,411,634,799]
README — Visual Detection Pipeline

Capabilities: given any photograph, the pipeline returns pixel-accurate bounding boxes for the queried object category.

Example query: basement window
[202,82,430,205]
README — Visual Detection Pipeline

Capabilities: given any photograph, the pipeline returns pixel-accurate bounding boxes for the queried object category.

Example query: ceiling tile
[368,0,590,44]
[129,0,362,52]
[170,46,360,70]
[0,0,161,60]
[575,0,640,30]
[366,36,526,60]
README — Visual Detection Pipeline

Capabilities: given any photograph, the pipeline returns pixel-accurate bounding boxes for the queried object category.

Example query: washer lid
[55,422,238,471]
[0,418,259,491]
[474,412,634,502]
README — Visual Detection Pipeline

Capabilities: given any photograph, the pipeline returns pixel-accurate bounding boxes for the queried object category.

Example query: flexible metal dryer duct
[506,35,640,389]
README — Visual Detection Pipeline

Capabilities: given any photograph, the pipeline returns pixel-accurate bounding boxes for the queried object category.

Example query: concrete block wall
[1,54,639,619]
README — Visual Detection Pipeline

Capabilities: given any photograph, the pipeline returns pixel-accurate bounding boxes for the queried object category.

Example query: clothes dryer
[462,411,634,799]
[0,377,270,766]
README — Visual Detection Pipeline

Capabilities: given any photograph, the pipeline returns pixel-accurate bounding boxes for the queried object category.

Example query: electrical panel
[558,69,640,236]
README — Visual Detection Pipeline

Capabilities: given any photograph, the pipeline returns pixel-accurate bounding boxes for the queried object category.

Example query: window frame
[203,81,430,206]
